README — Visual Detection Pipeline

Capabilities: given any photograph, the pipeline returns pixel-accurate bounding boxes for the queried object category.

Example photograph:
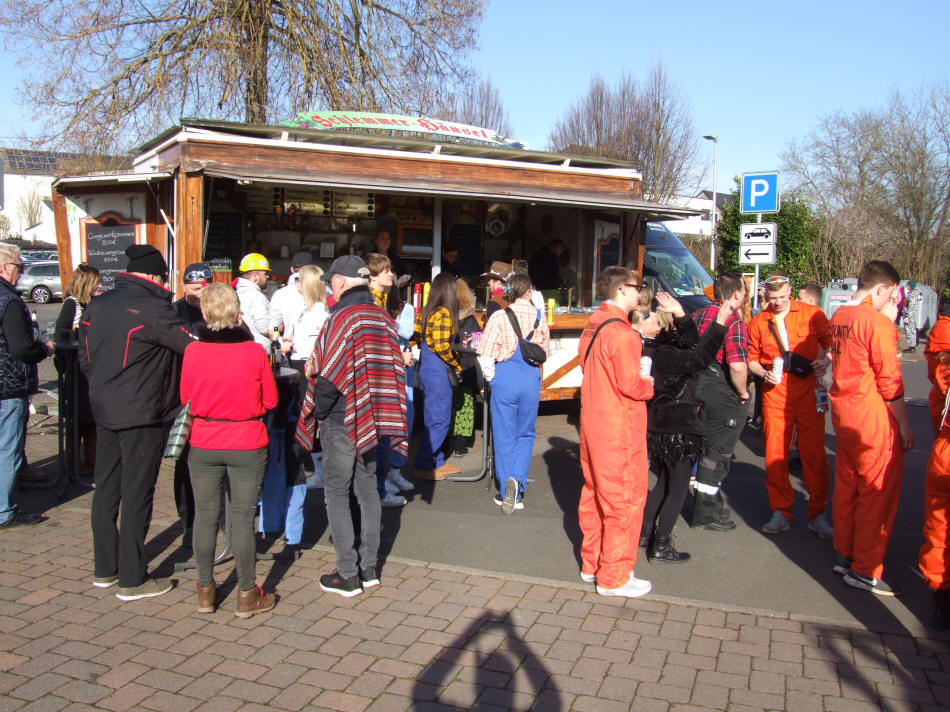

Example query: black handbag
[768,320,813,378]
[505,308,547,367]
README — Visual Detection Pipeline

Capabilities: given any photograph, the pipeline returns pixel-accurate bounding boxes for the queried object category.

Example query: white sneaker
[808,513,834,539]
[580,572,596,584]
[384,478,402,496]
[596,575,652,598]
[380,492,407,507]
[387,468,415,492]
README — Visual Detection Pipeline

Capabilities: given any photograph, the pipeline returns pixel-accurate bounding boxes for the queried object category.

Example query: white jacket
[286,302,329,362]
[269,273,304,332]
[235,277,271,348]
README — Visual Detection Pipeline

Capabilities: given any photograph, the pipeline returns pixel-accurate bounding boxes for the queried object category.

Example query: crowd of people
[0,240,947,628]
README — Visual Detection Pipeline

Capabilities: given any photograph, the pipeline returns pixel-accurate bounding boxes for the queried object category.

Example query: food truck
[51,116,707,399]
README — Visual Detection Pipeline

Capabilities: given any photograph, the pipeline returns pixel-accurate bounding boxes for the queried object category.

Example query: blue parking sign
[741,171,780,214]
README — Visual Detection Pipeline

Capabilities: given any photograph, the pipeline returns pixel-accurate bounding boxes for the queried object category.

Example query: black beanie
[125,244,167,276]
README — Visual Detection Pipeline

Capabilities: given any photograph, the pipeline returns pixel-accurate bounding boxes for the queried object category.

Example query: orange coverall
[828,297,905,580]
[748,301,831,520]
[578,303,653,589]
[921,360,950,591]
[925,315,950,434]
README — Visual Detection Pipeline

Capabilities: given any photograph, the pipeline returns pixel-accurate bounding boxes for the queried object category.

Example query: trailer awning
[53,171,172,189]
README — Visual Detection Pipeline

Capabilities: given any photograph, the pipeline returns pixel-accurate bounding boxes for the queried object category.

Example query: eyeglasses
[5,262,24,271]
[623,283,647,290]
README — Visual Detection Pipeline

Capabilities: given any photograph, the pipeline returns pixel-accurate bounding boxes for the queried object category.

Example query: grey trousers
[320,418,380,578]
[189,447,267,590]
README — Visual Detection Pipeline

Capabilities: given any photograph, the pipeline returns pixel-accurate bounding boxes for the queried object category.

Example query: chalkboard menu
[449,223,482,278]
[83,221,137,291]
[204,211,243,269]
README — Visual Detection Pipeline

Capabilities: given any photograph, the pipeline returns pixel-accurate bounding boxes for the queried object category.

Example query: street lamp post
[703,134,718,272]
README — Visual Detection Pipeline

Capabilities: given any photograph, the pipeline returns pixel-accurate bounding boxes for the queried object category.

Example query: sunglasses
[623,282,647,290]
[764,276,790,285]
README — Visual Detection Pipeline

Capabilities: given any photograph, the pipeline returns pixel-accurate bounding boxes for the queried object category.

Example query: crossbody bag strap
[583,318,625,365]
[504,307,526,341]
[767,319,789,359]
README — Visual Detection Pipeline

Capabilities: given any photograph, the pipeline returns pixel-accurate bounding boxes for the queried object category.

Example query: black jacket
[644,315,728,436]
[0,277,46,398]
[78,273,195,429]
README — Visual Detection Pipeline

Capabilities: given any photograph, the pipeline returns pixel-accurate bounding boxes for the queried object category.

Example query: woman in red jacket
[180,284,278,617]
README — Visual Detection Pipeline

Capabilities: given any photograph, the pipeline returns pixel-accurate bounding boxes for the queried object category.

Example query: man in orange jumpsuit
[578,266,654,598]
[924,303,950,434]
[829,261,914,596]
[921,297,950,628]
[748,273,832,536]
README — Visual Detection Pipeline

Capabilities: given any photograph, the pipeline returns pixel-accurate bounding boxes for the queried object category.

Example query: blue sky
[2,0,948,197]
[476,0,950,194]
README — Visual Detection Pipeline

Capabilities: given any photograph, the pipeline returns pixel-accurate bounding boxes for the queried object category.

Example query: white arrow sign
[739,244,776,265]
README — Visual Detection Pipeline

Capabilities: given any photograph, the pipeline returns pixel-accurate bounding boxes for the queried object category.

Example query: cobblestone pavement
[3,446,949,712]
[3,354,949,711]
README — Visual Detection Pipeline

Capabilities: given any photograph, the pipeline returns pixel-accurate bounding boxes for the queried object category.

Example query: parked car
[16,261,62,303]
[22,251,59,263]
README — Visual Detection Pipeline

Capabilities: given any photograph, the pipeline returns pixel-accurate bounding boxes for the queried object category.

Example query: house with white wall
[661,190,733,240]
[0,148,77,244]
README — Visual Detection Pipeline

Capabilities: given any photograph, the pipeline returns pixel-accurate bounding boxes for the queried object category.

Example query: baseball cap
[320,255,370,282]
[183,263,212,284]
[291,251,314,268]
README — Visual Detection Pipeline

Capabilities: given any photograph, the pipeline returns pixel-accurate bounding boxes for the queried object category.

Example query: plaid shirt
[415,306,462,371]
[692,303,748,364]
[477,298,551,363]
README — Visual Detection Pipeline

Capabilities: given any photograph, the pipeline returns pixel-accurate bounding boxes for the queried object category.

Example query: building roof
[134,118,640,172]
[0,148,78,175]
[697,189,734,209]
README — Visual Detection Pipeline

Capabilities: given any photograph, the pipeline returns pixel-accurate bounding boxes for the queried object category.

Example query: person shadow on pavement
[410,611,562,710]
[541,436,584,570]
[740,404,947,711]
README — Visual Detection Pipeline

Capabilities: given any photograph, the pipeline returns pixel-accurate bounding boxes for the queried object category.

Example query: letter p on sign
[741,171,780,214]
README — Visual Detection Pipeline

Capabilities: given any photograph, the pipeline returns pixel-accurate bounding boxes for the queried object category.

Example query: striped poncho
[297,297,407,457]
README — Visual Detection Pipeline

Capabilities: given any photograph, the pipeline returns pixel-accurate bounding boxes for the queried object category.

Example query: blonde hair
[200,283,241,331]
[64,263,100,305]
[456,277,476,314]
[657,310,675,332]
[0,244,19,266]
[297,265,326,311]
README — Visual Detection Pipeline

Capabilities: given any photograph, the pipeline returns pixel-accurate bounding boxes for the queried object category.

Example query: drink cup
[640,356,653,377]
[772,357,784,384]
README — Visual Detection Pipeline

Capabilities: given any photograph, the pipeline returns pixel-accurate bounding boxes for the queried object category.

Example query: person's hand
[811,356,831,377]
[938,350,950,365]
[280,339,293,355]
[402,350,412,367]
[396,274,411,288]
[714,304,731,326]
[899,423,916,451]
[642,375,654,387]
[45,340,55,355]
[655,291,685,318]
[763,370,782,386]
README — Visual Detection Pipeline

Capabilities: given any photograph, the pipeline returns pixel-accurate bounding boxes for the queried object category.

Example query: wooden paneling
[178,141,642,206]
[175,171,204,294]
[52,190,73,286]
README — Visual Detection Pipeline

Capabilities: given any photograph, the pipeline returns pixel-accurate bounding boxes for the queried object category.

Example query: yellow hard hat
[239,253,270,272]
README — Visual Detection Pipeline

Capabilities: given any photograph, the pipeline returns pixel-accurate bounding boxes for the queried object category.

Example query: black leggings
[642,457,694,539]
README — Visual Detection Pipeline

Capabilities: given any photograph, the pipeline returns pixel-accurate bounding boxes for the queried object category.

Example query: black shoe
[0,512,44,528]
[902,347,916,353]
[649,536,691,563]
[638,534,650,549]
[360,567,380,589]
[319,571,362,598]
[692,517,736,532]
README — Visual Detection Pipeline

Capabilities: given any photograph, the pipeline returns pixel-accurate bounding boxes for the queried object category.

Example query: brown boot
[235,585,275,618]
[197,581,217,613]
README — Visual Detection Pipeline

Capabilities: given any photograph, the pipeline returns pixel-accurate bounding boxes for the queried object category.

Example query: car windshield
[645,247,713,297]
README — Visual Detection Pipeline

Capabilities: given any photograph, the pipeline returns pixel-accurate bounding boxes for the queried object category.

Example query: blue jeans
[490,347,541,496]
[415,344,452,470]
[0,397,28,524]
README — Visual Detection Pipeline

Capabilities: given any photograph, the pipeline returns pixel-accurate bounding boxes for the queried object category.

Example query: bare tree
[438,76,514,138]
[0,214,11,240]
[548,63,702,202]
[0,0,485,153]
[16,190,43,230]
[783,83,950,284]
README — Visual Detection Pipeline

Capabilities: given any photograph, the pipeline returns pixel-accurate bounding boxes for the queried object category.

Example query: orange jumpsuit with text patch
[921,360,950,592]
[828,297,905,580]
[748,301,831,521]
[578,304,653,589]
[925,315,950,434]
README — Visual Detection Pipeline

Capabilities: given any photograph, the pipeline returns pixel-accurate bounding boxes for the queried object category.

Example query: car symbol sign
[740,222,777,246]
